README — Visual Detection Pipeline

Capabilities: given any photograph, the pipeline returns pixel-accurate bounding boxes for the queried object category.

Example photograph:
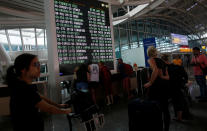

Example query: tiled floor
[1,96,207,131]
[46,99,207,131]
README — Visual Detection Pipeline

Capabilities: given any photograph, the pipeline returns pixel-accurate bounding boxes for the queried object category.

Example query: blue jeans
[195,75,207,97]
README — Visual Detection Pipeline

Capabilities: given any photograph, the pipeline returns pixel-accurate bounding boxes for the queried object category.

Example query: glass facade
[113,18,189,58]
[0,28,47,52]
[0,30,9,51]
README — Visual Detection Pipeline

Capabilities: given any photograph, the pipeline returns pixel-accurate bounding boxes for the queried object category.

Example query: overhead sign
[171,33,188,45]
[54,0,114,75]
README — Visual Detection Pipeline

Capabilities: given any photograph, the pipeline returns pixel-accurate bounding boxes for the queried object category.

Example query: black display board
[54,0,114,75]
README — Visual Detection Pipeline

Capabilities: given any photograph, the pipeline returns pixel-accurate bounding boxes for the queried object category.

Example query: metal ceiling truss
[194,0,207,10]
[132,0,165,19]
[0,0,44,12]
[139,14,202,39]
[158,7,197,27]
[155,6,207,33]
[138,16,199,42]
[0,6,43,20]
[137,16,191,34]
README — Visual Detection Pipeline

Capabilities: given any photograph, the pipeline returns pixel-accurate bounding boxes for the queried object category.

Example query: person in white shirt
[88,62,99,104]
[89,63,99,82]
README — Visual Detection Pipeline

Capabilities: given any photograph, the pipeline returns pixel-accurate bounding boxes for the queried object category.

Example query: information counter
[95,72,138,104]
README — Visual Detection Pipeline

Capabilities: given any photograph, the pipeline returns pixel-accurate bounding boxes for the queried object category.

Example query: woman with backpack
[161,54,189,122]
[144,46,170,131]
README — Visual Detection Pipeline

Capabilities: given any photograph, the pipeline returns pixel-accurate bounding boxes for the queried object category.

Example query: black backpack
[168,64,188,87]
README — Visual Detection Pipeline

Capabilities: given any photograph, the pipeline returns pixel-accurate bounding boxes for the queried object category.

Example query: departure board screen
[54,0,114,75]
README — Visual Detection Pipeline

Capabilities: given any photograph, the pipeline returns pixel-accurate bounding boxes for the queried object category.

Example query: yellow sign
[180,48,192,52]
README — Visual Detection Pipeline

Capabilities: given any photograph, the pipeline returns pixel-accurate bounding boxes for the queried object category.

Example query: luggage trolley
[66,105,104,131]
[62,80,105,131]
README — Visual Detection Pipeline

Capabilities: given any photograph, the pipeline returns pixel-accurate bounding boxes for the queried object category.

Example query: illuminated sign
[54,0,114,75]
[171,33,188,45]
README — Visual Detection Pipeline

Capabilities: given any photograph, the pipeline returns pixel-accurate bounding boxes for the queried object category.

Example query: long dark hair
[76,64,89,83]
[6,53,37,85]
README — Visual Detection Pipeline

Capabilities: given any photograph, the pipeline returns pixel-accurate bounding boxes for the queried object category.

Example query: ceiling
[0,0,44,29]
[133,0,207,38]
[0,0,206,38]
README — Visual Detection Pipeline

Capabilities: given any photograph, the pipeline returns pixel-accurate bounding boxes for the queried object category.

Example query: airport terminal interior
[0,0,207,131]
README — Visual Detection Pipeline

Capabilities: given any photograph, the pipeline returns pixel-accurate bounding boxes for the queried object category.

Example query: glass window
[7,29,21,45]
[120,29,129,50]
[115,45,120,52]
[169,26,174,33]
[164,26,169,35]
[119,23,127,29]
[152,23,159,34]
[121,44,129,51]
[130,20,137,30]
[36,29,46,50]
[115,50,121,58]
[131,42,138,48]
[173,27,178,34]
[151,19,156,23]
[138,32,144,40]
[138,32,144,47]
[114,28,120,54]
[8,29,22,51]
[11,45,19,51]
[0,30,9,51]
[0,30,8,44]
[160,25,165,35]
[130,31,138,43]
[145,22,151,33]
[3,44,9,51]
[44,30,47,48]
[137,21,144,32]
[145,33,152,38]
[126,22,130,29]
[21,28,35,50]
[115,44,121,58]
[156,36,161,46]
[120,29,128,45]
[139,41,143,47]
[114,27,120,44]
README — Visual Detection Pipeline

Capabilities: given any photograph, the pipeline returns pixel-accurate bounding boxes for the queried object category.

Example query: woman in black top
[144,46,169,98]
[6,53,72,131]
[144,46,170,131]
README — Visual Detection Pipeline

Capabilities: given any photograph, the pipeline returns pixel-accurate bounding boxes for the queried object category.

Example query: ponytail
[6,65,18,86]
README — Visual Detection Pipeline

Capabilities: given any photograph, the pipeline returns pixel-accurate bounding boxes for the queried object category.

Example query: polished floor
[1,97,207,131]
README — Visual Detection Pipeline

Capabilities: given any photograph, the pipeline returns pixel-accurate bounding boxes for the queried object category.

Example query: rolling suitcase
[128,98,163,131]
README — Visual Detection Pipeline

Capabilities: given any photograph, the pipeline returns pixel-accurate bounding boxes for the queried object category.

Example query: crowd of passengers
[5,46,207,131]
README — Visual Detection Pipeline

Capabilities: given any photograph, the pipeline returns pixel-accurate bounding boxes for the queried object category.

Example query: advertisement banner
[143,38,156,67]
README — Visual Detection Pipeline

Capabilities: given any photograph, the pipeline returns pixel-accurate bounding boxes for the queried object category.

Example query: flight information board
[54,0,114,75]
